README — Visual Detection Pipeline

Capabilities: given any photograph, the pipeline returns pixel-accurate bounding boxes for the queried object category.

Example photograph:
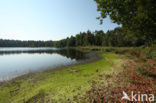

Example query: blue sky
[0,0,119,41]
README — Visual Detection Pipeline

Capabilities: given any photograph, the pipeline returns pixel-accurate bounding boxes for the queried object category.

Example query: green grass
[0,52,123,103]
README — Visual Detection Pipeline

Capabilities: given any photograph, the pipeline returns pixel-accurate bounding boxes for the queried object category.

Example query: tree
[67,36,76,47]
[75,34,81,46]
[94,0,156,45]
[94,30,104,46]
[84,30,95,46]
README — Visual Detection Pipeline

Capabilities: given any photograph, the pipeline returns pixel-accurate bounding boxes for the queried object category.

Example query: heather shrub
[84,58,156,103]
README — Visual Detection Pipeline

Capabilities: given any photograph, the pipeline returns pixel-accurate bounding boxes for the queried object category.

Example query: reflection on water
[0,47,86,81]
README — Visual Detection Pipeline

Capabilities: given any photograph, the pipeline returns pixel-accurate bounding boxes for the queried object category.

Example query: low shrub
[84,58,156,103]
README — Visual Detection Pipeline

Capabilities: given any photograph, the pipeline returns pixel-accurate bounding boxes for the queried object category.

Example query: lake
[0,47,87,81]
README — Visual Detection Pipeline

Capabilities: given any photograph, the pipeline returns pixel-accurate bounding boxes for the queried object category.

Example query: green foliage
[94,30,104,46]
[67,36,76,47]
[53,27,147,47]
[94,0,156,45]
[0,26,155,47]
[142,47,156,60]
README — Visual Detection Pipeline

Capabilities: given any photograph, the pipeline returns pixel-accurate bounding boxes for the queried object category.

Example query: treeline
[0,39,53,47]
[54,27,150,47]
[0,26,153,47]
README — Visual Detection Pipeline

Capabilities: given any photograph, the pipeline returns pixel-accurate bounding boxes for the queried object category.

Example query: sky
[0,0,119,41]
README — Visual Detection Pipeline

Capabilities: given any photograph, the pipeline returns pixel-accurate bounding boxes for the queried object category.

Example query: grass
[0,52,123,103]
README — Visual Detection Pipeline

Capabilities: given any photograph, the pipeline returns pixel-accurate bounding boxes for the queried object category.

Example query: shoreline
[0,50,100,83]
[0,51,122,103]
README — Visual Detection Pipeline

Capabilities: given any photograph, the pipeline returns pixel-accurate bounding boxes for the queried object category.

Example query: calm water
[0,47,86,81]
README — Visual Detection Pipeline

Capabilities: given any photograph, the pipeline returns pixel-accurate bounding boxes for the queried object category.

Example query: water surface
[0,47,86,81]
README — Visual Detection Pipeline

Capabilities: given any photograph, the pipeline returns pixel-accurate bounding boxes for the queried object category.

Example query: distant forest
[0,39,54,47]
[0,26,154,47]
[0,0,155,47]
